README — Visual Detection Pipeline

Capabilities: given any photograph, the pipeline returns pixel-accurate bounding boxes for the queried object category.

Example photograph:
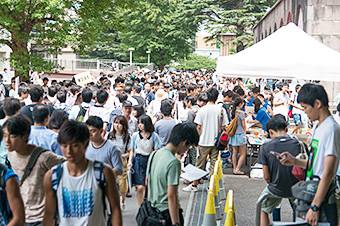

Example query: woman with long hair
[127,115,160,207]
[229,97,247,175]
[108,115,131,211]
[247,98,271,131]
[175,90,188,122]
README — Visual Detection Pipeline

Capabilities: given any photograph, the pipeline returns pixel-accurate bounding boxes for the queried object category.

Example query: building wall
[253,0,340,102]
[220,34,237,56]
[195,35,217,49]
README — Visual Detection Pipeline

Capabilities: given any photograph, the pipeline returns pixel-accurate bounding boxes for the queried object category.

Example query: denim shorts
[293,113,301,126]
[229,133,247,146]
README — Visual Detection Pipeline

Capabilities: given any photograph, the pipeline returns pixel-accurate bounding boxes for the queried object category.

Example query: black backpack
[76,105,89,122]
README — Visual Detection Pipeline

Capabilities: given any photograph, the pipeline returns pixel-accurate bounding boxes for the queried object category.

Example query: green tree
[0,0,136,80]
[117,0,208,70]
[206,0,276,53]
[84,32,128,61]
[172,53,216,70]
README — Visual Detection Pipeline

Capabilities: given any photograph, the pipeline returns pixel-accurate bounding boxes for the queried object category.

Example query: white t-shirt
[291,92,303,115]
[308,116,340,179]
[194,104,228,146]
[273,91,290,116]
[9,89,18,98]
[84,105,110,123]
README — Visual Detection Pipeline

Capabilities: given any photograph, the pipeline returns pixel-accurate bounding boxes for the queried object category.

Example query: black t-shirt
[258,136,300,197]
[19,104,55,124]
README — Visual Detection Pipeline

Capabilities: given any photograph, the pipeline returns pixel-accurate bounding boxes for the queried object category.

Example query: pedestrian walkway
[121,163,294,225]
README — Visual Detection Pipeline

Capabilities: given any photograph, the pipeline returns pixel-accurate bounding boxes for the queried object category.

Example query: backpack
[51,160,106,224]
[0,164,11,222]
[226,110,241,137]
[76,105,89,122]
[222,102,233,123]
[108,109,123,131]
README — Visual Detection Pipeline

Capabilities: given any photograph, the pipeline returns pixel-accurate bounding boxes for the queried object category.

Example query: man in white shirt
[278,84,340,226]
[68,88,93,121]
[183,88,228,192]
[273,83,290,116]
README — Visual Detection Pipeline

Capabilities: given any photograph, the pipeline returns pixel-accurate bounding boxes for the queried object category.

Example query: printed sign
[74,71,92,86]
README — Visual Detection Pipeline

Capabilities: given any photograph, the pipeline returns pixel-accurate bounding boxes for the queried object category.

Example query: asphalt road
[122,160,293,226]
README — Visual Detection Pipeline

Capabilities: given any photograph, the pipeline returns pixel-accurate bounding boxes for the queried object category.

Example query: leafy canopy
[0,0,137,79]
[117,0,208,69]
[172,53,217,70]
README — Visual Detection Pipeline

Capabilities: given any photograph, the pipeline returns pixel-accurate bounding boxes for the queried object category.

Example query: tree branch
[0,39,12,48]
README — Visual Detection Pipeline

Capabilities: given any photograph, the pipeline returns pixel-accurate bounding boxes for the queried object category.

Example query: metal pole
[130,51,132,66]
[148,53,150,64]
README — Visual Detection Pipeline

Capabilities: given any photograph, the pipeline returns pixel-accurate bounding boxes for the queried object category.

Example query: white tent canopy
[216,23,340,82]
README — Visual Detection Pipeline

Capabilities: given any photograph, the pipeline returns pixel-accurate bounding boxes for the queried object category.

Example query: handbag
[215,107,228,150]
[225,110,241,137]
[291,140,308,181]
[136,152,166,226]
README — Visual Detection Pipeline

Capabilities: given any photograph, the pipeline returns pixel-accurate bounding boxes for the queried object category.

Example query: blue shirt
[248,97,255,106]
[28,126,63,156]
[253,107,271,131]
[0,167,18,225]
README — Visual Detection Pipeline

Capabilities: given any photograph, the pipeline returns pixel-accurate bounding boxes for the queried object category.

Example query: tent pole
[332,81,334,114]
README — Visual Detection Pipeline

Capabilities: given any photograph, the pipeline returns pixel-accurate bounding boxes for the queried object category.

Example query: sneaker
[182,184,198,192]
[120,196,126,211]
[126,193,132,198]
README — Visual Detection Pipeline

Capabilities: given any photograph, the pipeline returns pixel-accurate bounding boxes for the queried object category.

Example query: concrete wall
[195,49,220,59]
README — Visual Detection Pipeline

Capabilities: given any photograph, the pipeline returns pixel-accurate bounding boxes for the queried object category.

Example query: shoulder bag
[136,151,166,226]
[215,108,228,150]
[226,110,241,137]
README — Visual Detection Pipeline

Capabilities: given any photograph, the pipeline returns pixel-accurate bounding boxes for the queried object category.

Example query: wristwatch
[172,223,180,226]
[310,205,319,211]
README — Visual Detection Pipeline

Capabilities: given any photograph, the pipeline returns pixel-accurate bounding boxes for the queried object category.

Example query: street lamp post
[129,47,135,66]
[146,50,151,64]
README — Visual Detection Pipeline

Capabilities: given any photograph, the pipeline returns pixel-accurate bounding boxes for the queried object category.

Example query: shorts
[132,154,149,186]
[293,113,302,126]
[228,133,247,147]
[260,186,294,214]
[117,158,128,192]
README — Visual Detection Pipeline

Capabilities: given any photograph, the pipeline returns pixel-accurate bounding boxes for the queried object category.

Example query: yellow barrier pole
[202,179,217,226]
[218,158,226,200]
[223,190,235,226]
[213,173,222,220]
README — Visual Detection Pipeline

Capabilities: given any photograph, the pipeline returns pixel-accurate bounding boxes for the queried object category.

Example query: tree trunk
[237,42,244,52]
[10,38,30,82]
[157,63,164,71]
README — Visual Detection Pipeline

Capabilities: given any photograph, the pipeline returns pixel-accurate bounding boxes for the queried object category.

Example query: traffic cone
[218,159,226,200]
[222,190,234,225]
[202,191,217,226]
[213,173,222,220]
[224,209,235,226]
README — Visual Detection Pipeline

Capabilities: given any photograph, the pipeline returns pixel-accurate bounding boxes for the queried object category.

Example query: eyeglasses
[3,134,18,140]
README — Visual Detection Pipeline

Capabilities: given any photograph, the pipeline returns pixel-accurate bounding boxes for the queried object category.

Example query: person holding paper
[147,123,199,226]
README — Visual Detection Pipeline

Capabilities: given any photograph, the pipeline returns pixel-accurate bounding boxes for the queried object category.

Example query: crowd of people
[0,69,338,226]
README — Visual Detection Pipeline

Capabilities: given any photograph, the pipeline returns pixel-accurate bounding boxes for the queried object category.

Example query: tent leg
[332,82,334,114]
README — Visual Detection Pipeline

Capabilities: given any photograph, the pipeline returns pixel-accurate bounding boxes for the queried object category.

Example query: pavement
[122,158,294,226]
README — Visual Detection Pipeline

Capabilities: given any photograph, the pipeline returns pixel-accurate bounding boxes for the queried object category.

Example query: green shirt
[147,147,181,212]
